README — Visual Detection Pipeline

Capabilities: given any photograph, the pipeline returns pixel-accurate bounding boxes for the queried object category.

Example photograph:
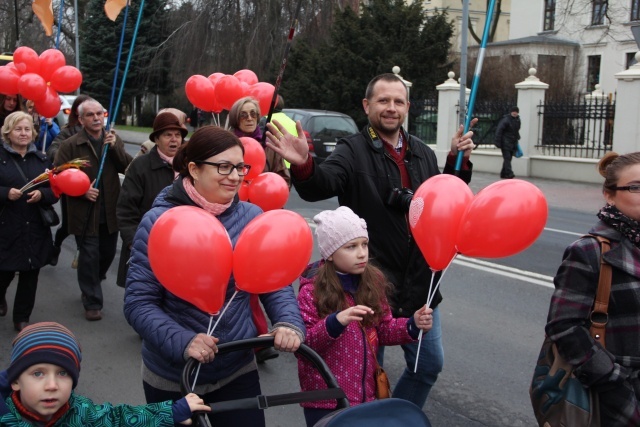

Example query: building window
[592,0,607,25]
[627,52,638,69]
[632,0,640,21]
[544,0,556,31]
[587,55,601,91]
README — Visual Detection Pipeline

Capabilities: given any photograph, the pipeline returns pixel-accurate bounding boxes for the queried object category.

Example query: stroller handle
[180,336,349,426]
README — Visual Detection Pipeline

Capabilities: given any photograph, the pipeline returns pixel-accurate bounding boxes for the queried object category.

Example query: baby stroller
[181,337,431,427]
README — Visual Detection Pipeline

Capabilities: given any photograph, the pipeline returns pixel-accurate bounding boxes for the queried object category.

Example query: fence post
[436,72,469,163]
[515,68,548,177]
[613,52,640,154]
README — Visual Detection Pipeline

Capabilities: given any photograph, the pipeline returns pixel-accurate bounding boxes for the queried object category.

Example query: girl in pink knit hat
[297,206,433,426]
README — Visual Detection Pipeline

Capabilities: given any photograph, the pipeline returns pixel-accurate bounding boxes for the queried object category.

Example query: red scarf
[11,391,69,427]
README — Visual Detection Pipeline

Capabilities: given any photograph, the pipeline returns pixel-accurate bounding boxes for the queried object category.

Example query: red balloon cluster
[236,136,289,211]
[147,207,312,314]
[48,168,91,198]
[409,177,548,271]
[185,69,275,114]
[0,47,82,118]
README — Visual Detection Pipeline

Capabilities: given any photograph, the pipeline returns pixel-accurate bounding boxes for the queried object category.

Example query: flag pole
[260,0,304,146]
[454,0,498,172]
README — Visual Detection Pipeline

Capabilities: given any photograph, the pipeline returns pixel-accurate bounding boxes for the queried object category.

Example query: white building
[503,0,639,95]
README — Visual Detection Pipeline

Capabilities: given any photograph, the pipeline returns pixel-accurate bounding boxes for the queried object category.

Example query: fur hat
[313,206,368,259]
[7,322,82,389]
[149,112,188,142]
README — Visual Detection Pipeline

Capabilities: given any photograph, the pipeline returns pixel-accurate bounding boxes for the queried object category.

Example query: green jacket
[1,393,174,426]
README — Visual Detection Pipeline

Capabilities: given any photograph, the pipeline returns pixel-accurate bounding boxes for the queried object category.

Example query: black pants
[0,269,40,323]
[53,195,69,247]
[143,370,265,426]
[500,148,515,178]
[74,223,118,310]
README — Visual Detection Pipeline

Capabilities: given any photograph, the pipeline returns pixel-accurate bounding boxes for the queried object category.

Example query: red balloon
[239,137,266,180]
[247,173,289,212]
[233,69,259,86]
[39,49,66,82]
[456,179,548,258]
[50,168,90,197]
[409,175,473,271]
[49,66,82,93]
[234,210,312,293]
[215,75,244,111]
[34,87,61,118]
[13,47,40,75]
[18,73,47,101]
[148,206,233,314]
[247,82,275,116]
[207,72,224,86]
[0,66,20,95]
[185,75,215,111]
[238,181,250,201]
[5,62,21,75]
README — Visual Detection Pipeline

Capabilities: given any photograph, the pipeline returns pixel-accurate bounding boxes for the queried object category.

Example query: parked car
[282,109,358,162]
[55,95,76,127]
[55,94,108,127]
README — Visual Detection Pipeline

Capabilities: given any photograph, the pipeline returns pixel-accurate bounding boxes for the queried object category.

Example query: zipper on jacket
[383,151,412,247]
[359,325,368,403]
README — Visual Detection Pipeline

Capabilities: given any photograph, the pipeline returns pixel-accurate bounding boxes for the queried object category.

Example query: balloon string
[208,290,237,336]
[191,290,238,390]
[413,255,458,373]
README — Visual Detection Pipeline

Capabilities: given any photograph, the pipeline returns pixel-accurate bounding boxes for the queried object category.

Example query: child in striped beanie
[2,322,210,426]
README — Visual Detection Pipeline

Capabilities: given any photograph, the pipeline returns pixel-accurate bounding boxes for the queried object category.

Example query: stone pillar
[613,52,640,154]
[515,68,549,177]
[436,72,469,163]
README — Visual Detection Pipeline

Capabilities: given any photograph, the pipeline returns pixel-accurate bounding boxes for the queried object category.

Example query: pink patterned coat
[297,271,416,409]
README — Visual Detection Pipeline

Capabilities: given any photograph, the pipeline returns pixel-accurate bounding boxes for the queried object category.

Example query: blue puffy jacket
[123,179,305,385]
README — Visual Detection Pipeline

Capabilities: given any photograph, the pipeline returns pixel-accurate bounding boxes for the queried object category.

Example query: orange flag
[104,0,128,21]
[32,0,54,36]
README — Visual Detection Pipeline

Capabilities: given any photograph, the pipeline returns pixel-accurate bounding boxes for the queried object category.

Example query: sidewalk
[117,128,605,216]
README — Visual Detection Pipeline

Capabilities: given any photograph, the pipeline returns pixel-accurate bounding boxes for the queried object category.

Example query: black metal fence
[410,98,438,144]
[537,96,614,158]
[460,99,517,146]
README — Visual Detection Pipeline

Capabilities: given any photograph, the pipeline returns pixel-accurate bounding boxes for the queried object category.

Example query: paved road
[0,132,606,426]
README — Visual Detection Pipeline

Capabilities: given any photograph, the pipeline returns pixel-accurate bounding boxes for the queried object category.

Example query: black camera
[386,187,414,212]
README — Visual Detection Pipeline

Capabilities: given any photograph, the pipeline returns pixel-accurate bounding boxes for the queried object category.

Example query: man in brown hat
[134,108,188,159]
[116,112,188,288]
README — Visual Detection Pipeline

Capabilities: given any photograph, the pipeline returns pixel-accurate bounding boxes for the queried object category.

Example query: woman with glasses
[228,96,290,187]
[544,151,640,425]
[123,126,305,427]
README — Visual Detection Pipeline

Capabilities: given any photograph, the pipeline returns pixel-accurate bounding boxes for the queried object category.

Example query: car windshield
[309,117,357,134]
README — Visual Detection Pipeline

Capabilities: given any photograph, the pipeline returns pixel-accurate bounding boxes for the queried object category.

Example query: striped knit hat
[7,322,82,389]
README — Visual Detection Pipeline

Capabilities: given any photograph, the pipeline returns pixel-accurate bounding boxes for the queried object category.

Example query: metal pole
[454,0,498,172]
[74,0,80,91]
[458,0,470,126]
[13,0,20,46]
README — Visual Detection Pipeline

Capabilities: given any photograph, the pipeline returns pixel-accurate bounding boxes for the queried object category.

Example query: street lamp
[392,66,412,130]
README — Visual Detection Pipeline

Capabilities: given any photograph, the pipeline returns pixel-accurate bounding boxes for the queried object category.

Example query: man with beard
[265,73,476,408]
[55,99,132,321]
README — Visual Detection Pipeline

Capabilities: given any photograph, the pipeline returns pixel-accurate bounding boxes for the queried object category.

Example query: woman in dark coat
[546,151,640,425]
[116,112,187,287]
[0,112,57,331]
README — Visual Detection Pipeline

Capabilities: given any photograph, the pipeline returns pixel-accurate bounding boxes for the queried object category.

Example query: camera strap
[365,125,384,150]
